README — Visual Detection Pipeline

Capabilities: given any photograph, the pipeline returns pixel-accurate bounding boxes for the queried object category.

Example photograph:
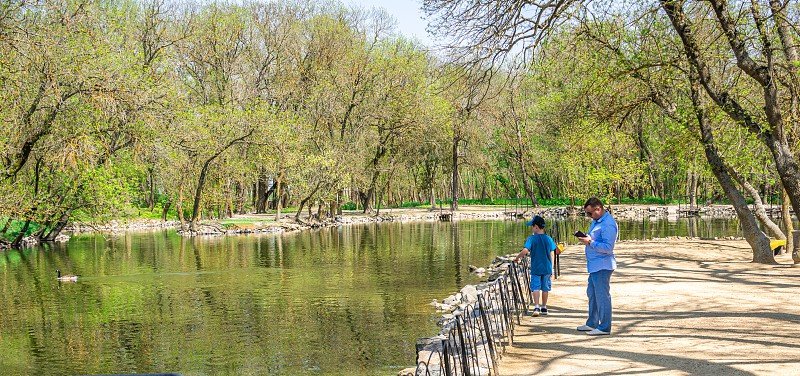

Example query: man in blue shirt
[576,197,618,335]
[514,215,556,317]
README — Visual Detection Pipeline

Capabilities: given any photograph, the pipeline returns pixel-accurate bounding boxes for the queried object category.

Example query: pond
[0,217,752,375]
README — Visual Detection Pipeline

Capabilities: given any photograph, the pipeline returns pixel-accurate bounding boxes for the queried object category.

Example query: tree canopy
[1,0,797,263]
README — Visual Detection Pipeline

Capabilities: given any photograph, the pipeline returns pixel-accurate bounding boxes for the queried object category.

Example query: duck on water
[56,269,78,282]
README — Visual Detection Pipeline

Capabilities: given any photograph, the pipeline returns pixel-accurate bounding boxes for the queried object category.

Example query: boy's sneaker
[540,307,548,316]
[532,307,541,317]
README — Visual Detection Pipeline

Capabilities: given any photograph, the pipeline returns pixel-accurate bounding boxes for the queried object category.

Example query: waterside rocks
[67,220,181,233]
[409,255,518,375]
[20,236,39,247]
[397,368,416,376]
[528,204,739,220]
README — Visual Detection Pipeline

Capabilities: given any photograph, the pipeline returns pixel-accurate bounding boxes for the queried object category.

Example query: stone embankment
[399,254,521,376]
[67,219,181,233]
[533,204,739,220]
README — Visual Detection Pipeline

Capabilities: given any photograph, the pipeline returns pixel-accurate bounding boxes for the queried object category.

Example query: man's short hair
[583,197,604,209]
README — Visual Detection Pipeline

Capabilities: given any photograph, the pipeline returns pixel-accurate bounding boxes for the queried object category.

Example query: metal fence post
[455,312,471,376]
[442,338,452,376]
[478,295,499,375]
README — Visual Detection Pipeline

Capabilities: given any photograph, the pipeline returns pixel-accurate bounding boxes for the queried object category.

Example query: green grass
[432,196,685,207]
[219,217,278,225]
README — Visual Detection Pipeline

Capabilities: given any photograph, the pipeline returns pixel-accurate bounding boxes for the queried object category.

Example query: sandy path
[497,240,800,375]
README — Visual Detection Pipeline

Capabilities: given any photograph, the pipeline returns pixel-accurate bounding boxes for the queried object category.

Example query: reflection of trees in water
[277,233,284,268]
[688,217,698,238]
[451,222,462,289]
[560,217,748,241]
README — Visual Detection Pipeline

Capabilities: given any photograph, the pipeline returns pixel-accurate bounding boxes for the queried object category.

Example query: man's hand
[578,235,592,245]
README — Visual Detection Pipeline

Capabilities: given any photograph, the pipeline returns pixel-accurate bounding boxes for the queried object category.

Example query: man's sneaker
[586,328,610,336]
[540,307,548,316]
[532,307,541,317]
[576,325,594,331]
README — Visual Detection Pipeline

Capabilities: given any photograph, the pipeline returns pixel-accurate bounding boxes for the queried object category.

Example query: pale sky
[343,0,433,46]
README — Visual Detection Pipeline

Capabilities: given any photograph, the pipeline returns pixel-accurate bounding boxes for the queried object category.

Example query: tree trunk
[0,218,10,236]
[782,188,794,255]
[234,182,246,214]
[533,173,549,202]
[634,119,660,199]
[687,67,774,264]
[451,136,459,211]
[148,167,155,211]
[43,210,71,241]
[188,130,253,232]
[316,201,324,220]
[295,182,320,222]
[162,200,171,222]
[334,189,342,215]
[793,230,800,264]
[361,187,376,214]
[177,187,186,229]
[274,172,282,221]
[189,159,212,232]
[362,144,386,214]
[252,181,259,210]
[255,176,271,213]
[701,132,773,264]
[729,169,785,239]
[32,224,48,240]
[11,220,31,248]
[12,158,41,247]
[458,174,467,203]
[688,171,698,207]
[226,196,234,219]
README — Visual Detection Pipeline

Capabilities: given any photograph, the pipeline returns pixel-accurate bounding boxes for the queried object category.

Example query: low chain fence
[413,257,533,376]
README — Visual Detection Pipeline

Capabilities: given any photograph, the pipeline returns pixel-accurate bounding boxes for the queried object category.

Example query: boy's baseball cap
[526,215,546,228]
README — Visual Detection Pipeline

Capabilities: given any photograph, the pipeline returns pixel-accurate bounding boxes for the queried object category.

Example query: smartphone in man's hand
[574,230,587,238]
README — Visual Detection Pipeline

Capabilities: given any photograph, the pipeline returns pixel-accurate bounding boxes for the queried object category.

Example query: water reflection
[0,217,764,375]
[452,222,462,289]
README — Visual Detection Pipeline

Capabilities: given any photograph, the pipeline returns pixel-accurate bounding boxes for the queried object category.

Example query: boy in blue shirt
[514,215,556,316]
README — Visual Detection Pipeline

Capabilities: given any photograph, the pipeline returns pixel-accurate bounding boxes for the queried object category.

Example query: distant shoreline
[62,204,766,236]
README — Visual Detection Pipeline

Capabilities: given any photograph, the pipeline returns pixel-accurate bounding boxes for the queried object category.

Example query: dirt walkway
[497,240,800,375]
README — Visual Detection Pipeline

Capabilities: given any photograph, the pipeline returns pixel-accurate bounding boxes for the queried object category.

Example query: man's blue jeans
[586,269,613,332]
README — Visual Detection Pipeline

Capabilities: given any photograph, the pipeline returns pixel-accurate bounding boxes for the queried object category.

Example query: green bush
[1,218,44,241]
[398,201,425,208]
